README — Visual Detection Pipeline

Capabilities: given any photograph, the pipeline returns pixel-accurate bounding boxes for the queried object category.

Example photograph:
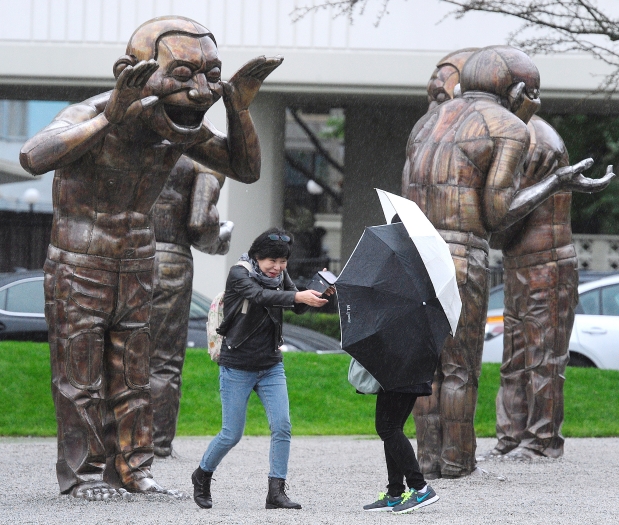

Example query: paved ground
[1,435,617,524]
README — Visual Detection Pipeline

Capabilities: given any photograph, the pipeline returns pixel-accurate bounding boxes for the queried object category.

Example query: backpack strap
[236,261,252,314]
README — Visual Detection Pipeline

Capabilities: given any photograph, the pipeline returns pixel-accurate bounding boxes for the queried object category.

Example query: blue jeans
[200,363,292,479]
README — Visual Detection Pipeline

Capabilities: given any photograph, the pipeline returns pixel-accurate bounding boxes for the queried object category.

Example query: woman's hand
[295,289,329,307]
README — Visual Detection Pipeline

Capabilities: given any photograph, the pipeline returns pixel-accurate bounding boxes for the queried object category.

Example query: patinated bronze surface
[20,15,280,499]
[150,155,230,458]
[404,45,613,478]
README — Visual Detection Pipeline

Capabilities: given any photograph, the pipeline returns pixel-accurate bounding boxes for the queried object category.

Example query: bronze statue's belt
[47,245,155,272]
[156,242,192,258]
[503,245,577,269]
[437,229,490,254]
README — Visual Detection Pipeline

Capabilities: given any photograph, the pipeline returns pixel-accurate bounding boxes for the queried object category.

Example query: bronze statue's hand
[556,160,615,193]
[221,56,284,112]
[104,59,159,125]
[207,220,234,255]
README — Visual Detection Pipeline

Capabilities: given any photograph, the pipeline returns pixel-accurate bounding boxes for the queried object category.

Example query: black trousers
[375,390,426,495]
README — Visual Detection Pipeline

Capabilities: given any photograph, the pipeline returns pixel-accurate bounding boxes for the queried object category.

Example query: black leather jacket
[217,264,308,351]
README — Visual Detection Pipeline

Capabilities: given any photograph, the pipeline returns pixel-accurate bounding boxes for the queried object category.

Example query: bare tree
[291,0,619,90]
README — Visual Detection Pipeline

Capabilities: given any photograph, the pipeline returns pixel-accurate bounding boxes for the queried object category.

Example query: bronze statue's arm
[186,56,283,184]
[488,153,615,232]
[188,170,222,252]
[489,140,569,250]
[20,60,159,175]
[20,104,111,175]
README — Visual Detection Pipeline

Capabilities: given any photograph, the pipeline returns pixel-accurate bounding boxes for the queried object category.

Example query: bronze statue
[20,15,281,499]
[150,155,231,458]
[403,45,613,478]
[487,117,598,459]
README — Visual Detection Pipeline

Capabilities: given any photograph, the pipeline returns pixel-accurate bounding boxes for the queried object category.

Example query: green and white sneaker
[362,491,403,512]
[392,486,439,514]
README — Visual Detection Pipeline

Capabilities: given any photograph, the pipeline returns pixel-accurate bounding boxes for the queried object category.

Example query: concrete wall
[341,101,426,263]
[192,91,287,299]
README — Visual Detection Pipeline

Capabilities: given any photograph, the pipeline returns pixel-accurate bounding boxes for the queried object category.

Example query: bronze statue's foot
[505,447,543,461]
[154,445,180,459]
[154,446,172,457]
[478,441,519,460]
[424,471,442,480]
[485,446,512,458]
[123,478,186,499]
[69,481,132,501]
[440,467,469,479]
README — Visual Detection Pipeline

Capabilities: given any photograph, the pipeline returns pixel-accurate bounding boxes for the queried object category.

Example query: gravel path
[1,435,617,524]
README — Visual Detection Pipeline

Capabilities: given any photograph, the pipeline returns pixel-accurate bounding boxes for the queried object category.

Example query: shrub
[283,311,341,339]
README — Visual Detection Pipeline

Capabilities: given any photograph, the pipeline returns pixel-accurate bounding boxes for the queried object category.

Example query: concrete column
[341,102,426,263]
[192,92,286,299]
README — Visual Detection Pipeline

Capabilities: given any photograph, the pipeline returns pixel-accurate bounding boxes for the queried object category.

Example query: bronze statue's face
[141,34,222,143]
[514,86,541,124]
[427,64,460,111]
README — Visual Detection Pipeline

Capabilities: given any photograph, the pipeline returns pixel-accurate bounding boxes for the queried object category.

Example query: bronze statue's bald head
[127,16,216,61]
[427,47,479,110]
[460,45,540,99]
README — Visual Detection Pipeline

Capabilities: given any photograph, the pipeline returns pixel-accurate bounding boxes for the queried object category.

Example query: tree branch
[289,109,346,176]
[285,152,343,206]
[291,1,619,91]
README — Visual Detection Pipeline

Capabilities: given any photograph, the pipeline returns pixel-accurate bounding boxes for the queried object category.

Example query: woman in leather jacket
[191,227,333,511]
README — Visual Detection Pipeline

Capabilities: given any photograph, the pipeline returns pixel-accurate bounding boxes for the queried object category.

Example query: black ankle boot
[191,467,213,509]
[265,477,302,509]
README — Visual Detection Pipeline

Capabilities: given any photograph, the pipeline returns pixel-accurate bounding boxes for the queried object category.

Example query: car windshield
[189,291,211,320]
[487,287,504,310]
[1,279,45,314]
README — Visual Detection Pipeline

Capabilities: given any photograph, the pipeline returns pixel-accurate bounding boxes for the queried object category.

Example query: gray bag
[348,358,381,394]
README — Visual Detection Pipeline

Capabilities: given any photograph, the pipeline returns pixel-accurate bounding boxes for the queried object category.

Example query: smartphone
[307,270,337,296]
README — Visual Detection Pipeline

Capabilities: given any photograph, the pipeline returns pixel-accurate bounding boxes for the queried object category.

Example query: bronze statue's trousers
[150,243,193,456]
[494,246,578,457]
[43,245,155,493]
[413,231,489,478]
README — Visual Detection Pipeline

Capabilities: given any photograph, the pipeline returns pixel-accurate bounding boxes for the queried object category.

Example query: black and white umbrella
[336,190,461,390]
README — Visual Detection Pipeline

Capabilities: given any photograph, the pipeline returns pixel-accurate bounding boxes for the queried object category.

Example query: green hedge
[283,311,341,339]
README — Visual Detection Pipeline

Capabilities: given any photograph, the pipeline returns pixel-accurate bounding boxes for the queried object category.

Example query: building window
[0,100,28,141]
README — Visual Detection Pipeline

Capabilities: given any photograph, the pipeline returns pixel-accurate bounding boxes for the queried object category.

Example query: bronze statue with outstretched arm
[20,15,281,500]
[404,45,613,478]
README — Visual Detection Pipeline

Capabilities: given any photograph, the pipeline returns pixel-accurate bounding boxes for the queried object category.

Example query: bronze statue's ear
[113,55,139,79]
[506,82,526,113]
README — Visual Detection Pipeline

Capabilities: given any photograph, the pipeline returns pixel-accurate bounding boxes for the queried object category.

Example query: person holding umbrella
[337,191,456,513]
[191,227,333,510]
[363,371,439,514]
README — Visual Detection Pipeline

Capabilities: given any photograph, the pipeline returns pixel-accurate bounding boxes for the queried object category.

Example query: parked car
[483,273,619,369]
[0,270,342,353]
[188,290,342,352]
[0,271,342,353]
[0,270,48,341]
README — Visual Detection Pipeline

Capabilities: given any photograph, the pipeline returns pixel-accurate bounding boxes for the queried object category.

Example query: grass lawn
[1,341,618,438]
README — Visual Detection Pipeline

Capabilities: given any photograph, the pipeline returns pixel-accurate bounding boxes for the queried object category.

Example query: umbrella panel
[337,223,452,389]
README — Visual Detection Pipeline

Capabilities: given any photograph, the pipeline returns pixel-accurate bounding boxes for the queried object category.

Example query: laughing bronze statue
[403,45,614,478]
[20,15,281,500]
[150,155,231,458]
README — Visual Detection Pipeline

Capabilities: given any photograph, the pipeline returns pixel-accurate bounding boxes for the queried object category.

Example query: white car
[483,274,619,370]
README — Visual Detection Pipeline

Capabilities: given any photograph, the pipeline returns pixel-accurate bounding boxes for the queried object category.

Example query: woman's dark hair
[248,227,294,261]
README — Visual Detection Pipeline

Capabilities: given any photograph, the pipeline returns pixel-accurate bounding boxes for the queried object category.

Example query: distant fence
[0,210,51,272]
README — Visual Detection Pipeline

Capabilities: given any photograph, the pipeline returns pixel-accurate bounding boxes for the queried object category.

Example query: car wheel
[568,352,596,368]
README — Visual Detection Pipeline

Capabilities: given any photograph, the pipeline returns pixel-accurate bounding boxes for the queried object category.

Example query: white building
[0,0,616,297]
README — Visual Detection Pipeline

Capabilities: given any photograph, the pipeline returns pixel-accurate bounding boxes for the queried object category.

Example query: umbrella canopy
[337,222,453,389]
[376,189,461,333]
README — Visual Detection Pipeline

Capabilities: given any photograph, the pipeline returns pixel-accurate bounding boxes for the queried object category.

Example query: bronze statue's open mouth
[163,104,206,129]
